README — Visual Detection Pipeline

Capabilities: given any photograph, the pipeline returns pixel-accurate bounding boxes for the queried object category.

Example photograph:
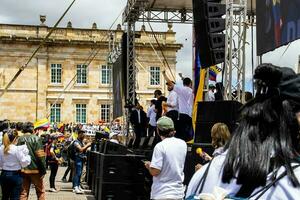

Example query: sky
[0,0,299,92]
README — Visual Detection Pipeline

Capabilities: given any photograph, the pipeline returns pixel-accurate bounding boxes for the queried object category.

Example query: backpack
[67,141,76,160]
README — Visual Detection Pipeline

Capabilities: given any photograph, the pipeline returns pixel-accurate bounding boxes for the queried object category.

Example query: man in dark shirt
[154,90,167,121]
[130,103,148,148]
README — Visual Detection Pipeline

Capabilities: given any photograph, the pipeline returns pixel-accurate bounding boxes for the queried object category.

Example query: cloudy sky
[1,0,299,91]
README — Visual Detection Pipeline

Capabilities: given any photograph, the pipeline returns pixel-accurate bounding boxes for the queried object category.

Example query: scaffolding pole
[224,0,247,103]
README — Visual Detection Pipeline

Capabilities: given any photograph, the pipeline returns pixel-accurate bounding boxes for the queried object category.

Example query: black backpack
[67,141,76,160]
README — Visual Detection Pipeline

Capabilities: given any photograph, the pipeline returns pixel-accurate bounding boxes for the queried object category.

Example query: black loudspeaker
[98,153,146,183]
[101,140,132,155]
[184,143,215,185]
[95,152,102,198]
[95,153,150,200]
[196,101,242,123]
[195,101,242,143]
[193,0,226,68]
[87,151,97,189]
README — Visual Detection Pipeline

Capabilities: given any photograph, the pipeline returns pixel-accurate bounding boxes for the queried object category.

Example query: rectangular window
[50,104,61,123]
[77,64,87,84]
[100,104,111,122]
[150,66,160,85]
[101,65,112,85]
[76,104,87,123]
[51,64,62,83]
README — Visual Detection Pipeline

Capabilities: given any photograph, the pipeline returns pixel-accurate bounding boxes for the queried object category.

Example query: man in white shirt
[162,71,194,142]
[145,116,187,200]
[164,82,180,136]
[205,84,215,101]
[147,99,157,137]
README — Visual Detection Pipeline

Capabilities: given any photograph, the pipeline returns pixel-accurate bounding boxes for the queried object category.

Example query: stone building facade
[0,23,182,123]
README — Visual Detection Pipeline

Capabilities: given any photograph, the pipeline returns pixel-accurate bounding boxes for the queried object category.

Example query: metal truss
[126,22,137,106]
[138,9,193,23]
[123,0,148,23]
[224,0,247,103]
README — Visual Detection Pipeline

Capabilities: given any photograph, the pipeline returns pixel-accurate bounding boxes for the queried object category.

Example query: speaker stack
[88,140,150,200]
[195,100,242,143]
[95,153,148,200]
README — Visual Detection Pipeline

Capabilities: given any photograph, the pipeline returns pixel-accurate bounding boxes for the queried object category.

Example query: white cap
[109,132,118,138]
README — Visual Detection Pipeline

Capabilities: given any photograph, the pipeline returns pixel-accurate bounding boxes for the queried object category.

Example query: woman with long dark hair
[186,64,300,199]
[0,129,31,200]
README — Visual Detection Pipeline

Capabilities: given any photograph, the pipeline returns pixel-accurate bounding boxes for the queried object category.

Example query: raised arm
[162,70,174,87]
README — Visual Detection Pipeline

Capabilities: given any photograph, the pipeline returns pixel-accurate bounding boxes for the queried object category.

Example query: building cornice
[0,36,182,50]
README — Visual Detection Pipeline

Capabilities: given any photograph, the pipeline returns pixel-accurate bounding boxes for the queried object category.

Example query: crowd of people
[0,120,123,199]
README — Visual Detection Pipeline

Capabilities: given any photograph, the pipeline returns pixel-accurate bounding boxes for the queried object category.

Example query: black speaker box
[196,101,242,123]
[89,152,99,193]
[87,151,95,188]
[94,152,102,197]
[97,153,146,183]
[195,101,242,143]
[102,140,132,155]
[94,153,150,200]
[96,182,148,200]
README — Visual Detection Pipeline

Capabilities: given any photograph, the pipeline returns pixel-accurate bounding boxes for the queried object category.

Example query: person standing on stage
[154,90,167,121]
[205,84,216,101]
[130,103,148,148]
[147,99,157,137]
[162,71,194,141]
[163,81,179,135]
[144,116,187,200]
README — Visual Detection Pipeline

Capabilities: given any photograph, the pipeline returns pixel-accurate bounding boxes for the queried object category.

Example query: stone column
[36,56,48,120]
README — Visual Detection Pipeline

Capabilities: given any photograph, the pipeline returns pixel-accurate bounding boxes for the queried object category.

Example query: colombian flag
[34,118,50,130]
[209,65,222,81]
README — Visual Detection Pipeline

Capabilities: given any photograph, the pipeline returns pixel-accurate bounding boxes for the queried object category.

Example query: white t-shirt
[167,90,179,112]
[186,152,300,199]
[205,90,215,101]
[173,85,194,117]
[147,105,157,127]
[0,144,31,171]
[150,137,187,199]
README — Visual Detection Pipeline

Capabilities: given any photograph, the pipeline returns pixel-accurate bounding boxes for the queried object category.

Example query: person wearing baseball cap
[144,116,187,200]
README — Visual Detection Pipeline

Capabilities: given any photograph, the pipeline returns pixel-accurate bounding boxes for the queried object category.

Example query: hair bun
[254,63,282,87]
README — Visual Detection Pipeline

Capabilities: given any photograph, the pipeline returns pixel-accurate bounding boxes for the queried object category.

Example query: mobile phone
[141,159,148,163]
